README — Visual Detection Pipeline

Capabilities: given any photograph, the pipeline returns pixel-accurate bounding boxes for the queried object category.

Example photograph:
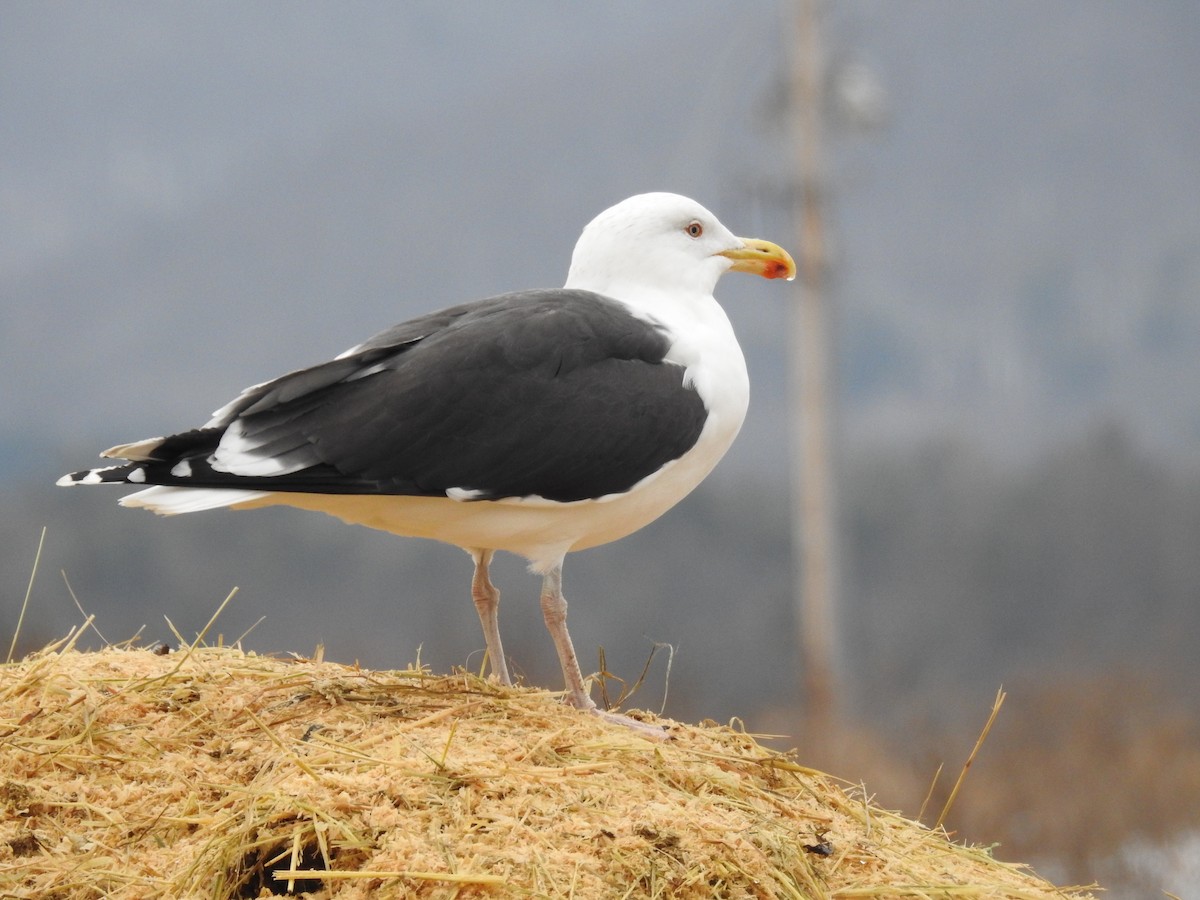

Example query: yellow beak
[719,238,797,281]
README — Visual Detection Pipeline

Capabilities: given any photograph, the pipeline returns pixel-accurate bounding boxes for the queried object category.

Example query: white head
[564,192,794,299]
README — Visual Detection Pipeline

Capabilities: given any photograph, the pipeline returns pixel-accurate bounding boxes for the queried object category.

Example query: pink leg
[470,550,511,685]
[539,565,594,710]
[540,564,668,738]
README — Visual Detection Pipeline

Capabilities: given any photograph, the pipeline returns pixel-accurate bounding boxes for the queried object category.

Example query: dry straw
[1,638,1095,899]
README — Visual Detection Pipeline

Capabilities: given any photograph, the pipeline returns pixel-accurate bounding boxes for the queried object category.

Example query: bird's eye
[685,221,704,238]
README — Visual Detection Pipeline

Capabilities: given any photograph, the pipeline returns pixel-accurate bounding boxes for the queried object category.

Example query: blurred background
[3,3,1198,894]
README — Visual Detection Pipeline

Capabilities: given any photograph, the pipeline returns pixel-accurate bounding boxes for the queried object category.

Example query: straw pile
[1,639,1093,899]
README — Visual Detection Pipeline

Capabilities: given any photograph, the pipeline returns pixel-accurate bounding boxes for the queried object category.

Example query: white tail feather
[119,486,270,515]
[101,437,166,461]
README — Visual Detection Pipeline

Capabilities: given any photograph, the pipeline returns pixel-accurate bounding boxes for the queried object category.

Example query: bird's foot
[588,706,670,740]
[564,687,668,739]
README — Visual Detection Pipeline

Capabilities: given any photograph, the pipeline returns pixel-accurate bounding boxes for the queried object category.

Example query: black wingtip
[56,464,142,487]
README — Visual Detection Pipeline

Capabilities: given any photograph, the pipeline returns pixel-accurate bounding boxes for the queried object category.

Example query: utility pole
[789,0,839,726]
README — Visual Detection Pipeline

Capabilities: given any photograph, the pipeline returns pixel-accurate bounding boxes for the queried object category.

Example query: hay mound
[1,643,1092,899]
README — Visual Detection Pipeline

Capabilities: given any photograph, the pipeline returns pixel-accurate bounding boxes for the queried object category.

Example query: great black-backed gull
[59,192,795,728]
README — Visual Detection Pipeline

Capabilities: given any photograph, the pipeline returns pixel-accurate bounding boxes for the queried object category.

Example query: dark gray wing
[75,290,709,504]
